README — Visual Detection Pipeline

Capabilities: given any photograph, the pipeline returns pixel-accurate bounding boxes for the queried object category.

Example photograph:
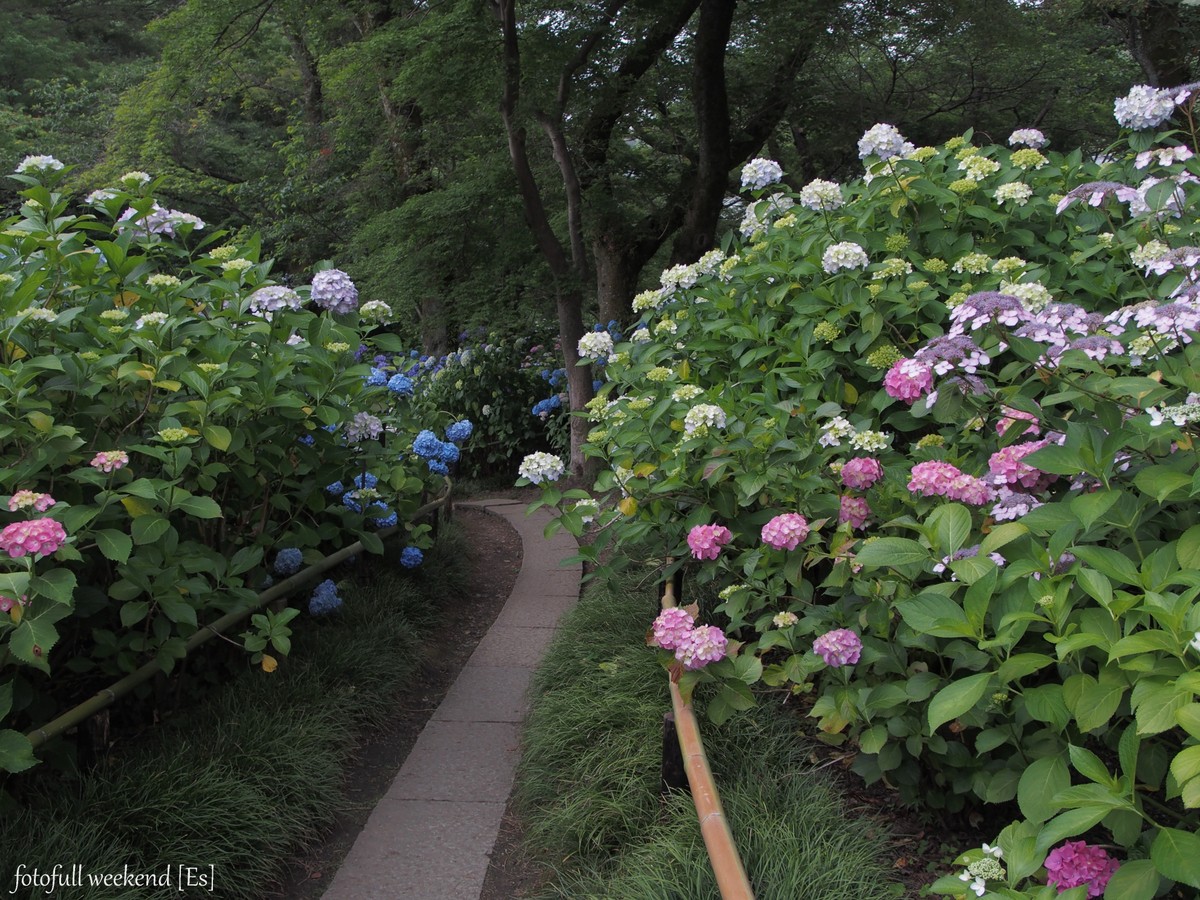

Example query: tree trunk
[593,235,643,327]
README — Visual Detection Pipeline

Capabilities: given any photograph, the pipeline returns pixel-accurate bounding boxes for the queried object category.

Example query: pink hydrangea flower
[0,518,68,558]
[996,407,1041,437]
[884,358,934,404]
[947,472,994,506]
[1044,841,1120,898]
[839,496,872,529]
[908,461,964,497]
[760,513,809,550]
[841,457,883,490]
[989,441,1055,491]
[675,625,728,670]
[687,524,733,561]
[651,607,695,651]
[8,490,55,513]
[813,628,862,667]
[90,450,130,473]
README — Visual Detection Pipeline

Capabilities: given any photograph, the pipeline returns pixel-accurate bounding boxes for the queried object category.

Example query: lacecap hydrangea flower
[400,546,424,569]
[518,452,566,484]
[310,268,359,315]
[309,579,343,615]
[884,358,934,404]
[273,547,303,576]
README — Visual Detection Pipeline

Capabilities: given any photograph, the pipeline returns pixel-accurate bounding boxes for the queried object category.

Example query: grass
[515,561,904,900]
[0,524,467,900]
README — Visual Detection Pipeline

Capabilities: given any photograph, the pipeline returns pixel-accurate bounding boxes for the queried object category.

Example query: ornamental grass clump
[528,81,1200,897]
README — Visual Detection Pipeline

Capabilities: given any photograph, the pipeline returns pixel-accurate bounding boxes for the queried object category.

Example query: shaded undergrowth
[516,560,904,900]
[0,525,467,899]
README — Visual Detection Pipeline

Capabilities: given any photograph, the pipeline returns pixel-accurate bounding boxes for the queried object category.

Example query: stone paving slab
[469,625,557,668]
[322,798,505,900]
[323,499,579,900]
[431,665,533,723]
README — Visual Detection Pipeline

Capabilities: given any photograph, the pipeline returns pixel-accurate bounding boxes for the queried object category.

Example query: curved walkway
[322,499,580,900]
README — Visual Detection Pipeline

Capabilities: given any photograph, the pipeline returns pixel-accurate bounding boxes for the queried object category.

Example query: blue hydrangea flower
[309,579,343,615]
[400,546,424,568]
[413,430,441,459]
[297,434,315,446]
[371,504,398,529]
[325,480,345,496]
[388,374,414,396]
[446,420,473,443]
[365,367,388,386]
[352,472,379,490]
[274,547,304,576]
[438,442,460,464]
[428,459,449,476]
[343,492,364,513]
[373,354,390,368]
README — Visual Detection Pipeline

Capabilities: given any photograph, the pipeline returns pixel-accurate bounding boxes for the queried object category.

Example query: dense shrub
[0,162,454,774]
[526,84,1200,898]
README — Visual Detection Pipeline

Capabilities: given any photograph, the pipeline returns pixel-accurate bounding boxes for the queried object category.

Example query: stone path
[321,499,580,900]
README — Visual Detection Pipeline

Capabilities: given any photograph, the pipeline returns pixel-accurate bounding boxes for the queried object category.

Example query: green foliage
[0,163,449,774]
[517,561,901,899]
[531,92,1200,896]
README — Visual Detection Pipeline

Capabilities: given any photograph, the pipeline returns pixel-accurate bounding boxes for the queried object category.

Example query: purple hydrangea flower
[310,269,359,315]
[813,629,862,667]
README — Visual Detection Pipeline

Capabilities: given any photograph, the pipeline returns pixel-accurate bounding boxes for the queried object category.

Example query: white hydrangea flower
[1131,240,1172,274]
[15,155,64,174]
[740,192,794,236]
[740,158,783,190]
[20,308,56,323]
[1135,146,1193,169]
[1008,128,1048,148]
[359,300,393,322]
[147,274,181,288]
[135,312,169,329]
[518,451,566,484]
[994,182,1033,206]
[858,123,908,160]
[1114,85,1177,130]
[850,430,891,452]
[631,327,651,343]
[822,242,869,274]
[633,288,669,313]
[683,403,726,435]
[695,249,726,275]
[660,263,699,291]
[799,178,844,211]
[119,170,152,188]
[818,416,856,448]
[672,384,704,402]
[1000,280,1053,312]
[85,189,118,205]
[577,331,614,361]
[953,252,991,275]
[959,155,1001,181]
[1147,393,1200,427]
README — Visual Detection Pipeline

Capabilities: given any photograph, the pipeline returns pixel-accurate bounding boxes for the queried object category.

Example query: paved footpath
[322,499,580,900]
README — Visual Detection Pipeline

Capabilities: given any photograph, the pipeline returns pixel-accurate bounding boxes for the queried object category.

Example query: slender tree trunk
[593,235,642,327]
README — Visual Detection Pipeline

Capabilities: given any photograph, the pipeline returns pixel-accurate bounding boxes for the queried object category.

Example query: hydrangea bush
[528,84,1200,897]
[0,161,450,773]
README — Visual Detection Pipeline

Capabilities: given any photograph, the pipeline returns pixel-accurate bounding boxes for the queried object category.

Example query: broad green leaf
[859,724,887,754]
[853,537,929,568]
[96,529,133,563]
[29,569,76,606]
[1073,673,1124,732]
[1101,859,1160,900]
[119,601,149,627]
[1170,746,1200,785]
[8,618,59,674]
[1034,807,1109,855]
[979,522,1027,555]
[1134,682,1188,736]
[1109,630,1182,659]
[1072,546,1141,586]
[1018,755,1070,823]
[203,424,232,451]
[929,503,972,555]
[0,730,38,773]
[1068,744,1115,787]
[1134,466,1192,502]
[131,515,170,544]
[1178,704,1200,740]
[896,591,973,638]
[177,495,222,519]
[928,671,992,732]
[1151,827,1200,888]
[359,531,384,555]
[1070,489,1118,529]
[1177,525,1200,570]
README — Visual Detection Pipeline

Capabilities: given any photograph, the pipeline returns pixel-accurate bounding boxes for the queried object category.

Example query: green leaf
[928,671,992,732]
[0,683,10,722]
[1100,859,1160,900]
[8,618,59,674]
[896,591,973,638]
[96,529,133,563]
[1072,546,1141,586]
[1018,755,1070,823]
[119,601,149,627]
[177,495,222,519]
[131,515,170,545]
[359,531,384,555]
[859,724,887,754]
[203,424,232,451]
[1170,746,1200,785]
[1073,673,1125,732]
[1068,744,1115,787]
[1070,490,1118,529]
[979,522,1027,555]
[1025,442,1086,476]
[1034,807,1109,855]
[29,569,76,605]
[1152,827,1200,888]
[1134,466,1192,502]
[1176,525,1200,570]
[1134,682,1187,736]
[853,537,929,568]
[1178,704,1200,740]
[0,730,39,773]
[929,503,972,555]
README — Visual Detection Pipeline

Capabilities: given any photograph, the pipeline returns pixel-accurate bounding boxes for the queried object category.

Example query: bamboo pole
[661,572,755,900]
[25,484,453,750]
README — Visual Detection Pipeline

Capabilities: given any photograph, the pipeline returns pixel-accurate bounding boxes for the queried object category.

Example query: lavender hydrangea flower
[740,158,783,191]
[813,629,862,667]
[1114,84,1177,130]
[310,269,359,315]
[345,412,383,443]
[247,285,302,317]
[857,123,908,160]
[947,292,1029,335]
[916,334,992,374]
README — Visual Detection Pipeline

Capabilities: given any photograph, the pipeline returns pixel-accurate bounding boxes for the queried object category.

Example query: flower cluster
[345,412,383,443]
[884,359,934,404]
[1008,128,1048,148]
[840,458,883,490]
[812,629,862,667]
[308,579,343,615]
[518,451,566,484]
[761,513,810,550]
[858,123,910,160]
[839,495,872,529]
[683,403,727,436]
[1043,841,1119,897]
[907,461,992,505]
[822,241,870,274]
[799,178,844,211]
[740,158,783,191]
[247,285,302,317]
[310,268,359,315]
[89,450,130,474]
[400,546,424,569]
[1113,84,1179,130]
[650,607,728,670]
[273,547,304,576]
[0,518,68,558]
[8,491,55,513]
[687,523,733,561]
